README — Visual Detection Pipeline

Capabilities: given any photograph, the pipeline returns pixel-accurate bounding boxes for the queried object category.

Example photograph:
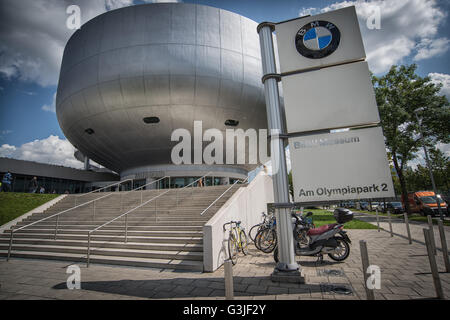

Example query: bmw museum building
[55,2,269,188]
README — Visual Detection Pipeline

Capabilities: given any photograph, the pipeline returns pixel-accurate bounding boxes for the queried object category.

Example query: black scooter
[273,208,353,263]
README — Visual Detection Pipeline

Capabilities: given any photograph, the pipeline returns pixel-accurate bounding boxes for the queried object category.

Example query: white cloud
[42,92,56,113]
[298,0,449,74]
[408,142,450,169]
[415,38,450,61]
[0,135,83,169]
[0,0,108,87]
[0,0,181,87]
[105,0,133,10]
[428,72,450,100]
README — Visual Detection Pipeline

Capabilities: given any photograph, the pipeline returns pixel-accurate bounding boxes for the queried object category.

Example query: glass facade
[2,172,85,194]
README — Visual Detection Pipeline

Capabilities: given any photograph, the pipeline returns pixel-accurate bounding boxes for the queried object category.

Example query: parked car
[382,202,404,214]
[357,201,369,211]
[369,202,380,211]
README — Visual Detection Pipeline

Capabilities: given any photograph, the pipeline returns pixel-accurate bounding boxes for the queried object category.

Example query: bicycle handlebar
[223,220,242,231]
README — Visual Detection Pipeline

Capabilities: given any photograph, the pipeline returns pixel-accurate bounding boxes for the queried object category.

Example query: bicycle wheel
[228,232,239,265]
[239,230,249,255]
[249,223,262,242]
[256,228,277,253]
[254,226,267,251]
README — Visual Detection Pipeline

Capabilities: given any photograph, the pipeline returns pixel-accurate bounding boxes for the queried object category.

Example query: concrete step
[0,244,203,260]
[9,224,203,232]
[3,228,201,237]
[0,237,203,252]
[0,250,204,271]
[1,184,244,271]
[0,233,203,244]
[15,220,208,226]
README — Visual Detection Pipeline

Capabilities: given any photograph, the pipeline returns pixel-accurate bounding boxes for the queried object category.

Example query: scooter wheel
[328,238,350,261]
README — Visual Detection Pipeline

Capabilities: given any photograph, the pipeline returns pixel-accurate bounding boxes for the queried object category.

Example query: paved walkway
[0,227,449,300]
[353,211,450,251]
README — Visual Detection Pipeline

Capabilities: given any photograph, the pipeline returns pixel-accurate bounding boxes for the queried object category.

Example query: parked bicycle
[254,215,277,253]
[223,221,249,265]
[249,212,270,242]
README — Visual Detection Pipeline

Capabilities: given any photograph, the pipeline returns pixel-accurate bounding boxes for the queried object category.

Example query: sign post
[257,22,303,282]
[258,5,394,282]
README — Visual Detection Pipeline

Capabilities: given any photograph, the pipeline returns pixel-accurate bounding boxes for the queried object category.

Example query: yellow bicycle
[223,221,248,265]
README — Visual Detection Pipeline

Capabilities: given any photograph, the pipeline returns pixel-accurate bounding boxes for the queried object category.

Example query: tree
[372,64,450,213]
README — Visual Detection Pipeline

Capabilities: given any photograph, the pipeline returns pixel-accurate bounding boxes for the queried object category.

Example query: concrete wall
[203,171,274,272]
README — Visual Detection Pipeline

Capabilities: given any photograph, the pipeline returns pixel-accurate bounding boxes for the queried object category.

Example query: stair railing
[199,177,249,216]
[86,188,172,267]
[6,178,133,261]
[118,176,169,210]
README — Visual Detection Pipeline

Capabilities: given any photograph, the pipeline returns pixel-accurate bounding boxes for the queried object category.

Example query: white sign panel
[282,61,380,133]
[275,6,365,74]
[289,127,395,202]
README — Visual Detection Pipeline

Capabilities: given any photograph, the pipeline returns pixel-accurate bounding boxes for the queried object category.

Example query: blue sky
[0,0,449,168]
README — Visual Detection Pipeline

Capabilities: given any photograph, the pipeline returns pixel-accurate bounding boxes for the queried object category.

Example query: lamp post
[415,112,444,220]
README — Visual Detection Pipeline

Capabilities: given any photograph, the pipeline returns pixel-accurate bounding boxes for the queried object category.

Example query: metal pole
[427,215,437,255]
[258,22,299,278]
[359,240,375,300]
[375,208,380,232]
[423,228,444,299]
[387,210,393,237]
[7,228,13,261]
[125,214,128,243]
[415,113,444,220]
[54,215,59,240]
[93,200,96,220]
[404,212,412,244]
[437,220,450,273]
[87,232,91,268]
[224,259,234,300]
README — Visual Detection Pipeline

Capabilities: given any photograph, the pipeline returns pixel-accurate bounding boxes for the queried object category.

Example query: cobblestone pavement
[0,227,449,300]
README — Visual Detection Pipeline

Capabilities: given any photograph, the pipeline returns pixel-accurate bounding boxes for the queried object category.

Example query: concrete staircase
[0,185,242,271]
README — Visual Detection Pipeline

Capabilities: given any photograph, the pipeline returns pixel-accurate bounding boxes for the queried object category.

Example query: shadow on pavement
[52,276,352,299]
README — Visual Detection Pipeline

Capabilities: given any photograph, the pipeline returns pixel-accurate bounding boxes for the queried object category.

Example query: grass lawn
[355,209,450,227]
[309,209,378,229]
[0,192,60,226]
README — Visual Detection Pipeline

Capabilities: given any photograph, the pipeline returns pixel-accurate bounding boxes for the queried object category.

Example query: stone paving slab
[0,228,449,300]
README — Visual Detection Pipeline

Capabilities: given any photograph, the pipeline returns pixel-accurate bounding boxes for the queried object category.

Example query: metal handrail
[86,188,172,267]
[120,176,169,207]
[5,187,126,261]
[200,177,248,216]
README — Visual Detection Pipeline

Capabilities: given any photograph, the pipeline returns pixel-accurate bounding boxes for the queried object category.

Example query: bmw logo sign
[295,20,341,59]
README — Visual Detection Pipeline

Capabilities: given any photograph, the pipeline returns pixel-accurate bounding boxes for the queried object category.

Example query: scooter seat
[307,224,337,236]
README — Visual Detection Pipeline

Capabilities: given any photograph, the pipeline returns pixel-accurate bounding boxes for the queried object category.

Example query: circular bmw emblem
[295,20,341,59]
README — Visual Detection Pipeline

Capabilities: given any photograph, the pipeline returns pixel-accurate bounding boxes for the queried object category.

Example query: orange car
[402,191,448,216]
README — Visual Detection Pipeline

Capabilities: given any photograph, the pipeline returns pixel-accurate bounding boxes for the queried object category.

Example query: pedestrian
[39,186,45,194]
[1,171,13,192]
[29,176,38,193]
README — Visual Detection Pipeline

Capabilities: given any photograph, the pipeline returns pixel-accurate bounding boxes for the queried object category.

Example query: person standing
[1,171,13,192]
[29,176,39,193]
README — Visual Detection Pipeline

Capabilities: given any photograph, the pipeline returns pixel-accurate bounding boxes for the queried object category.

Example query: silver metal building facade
[56,3,267,184]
